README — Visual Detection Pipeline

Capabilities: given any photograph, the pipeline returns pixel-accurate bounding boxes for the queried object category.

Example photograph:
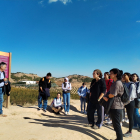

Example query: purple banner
[0,55,9,78]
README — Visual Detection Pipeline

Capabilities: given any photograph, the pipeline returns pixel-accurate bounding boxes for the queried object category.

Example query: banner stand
[0,51,12,109]
[6,52,12,108]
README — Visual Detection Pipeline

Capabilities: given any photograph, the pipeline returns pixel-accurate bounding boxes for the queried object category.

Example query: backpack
[135,82,140,108]
[121,82,135,104]
[121,83,130,103]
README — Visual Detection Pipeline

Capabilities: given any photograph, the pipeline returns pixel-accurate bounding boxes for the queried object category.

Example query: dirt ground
[1,100,140,140]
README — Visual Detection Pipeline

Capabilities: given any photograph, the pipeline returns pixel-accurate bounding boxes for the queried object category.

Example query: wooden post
[6,52,12,108]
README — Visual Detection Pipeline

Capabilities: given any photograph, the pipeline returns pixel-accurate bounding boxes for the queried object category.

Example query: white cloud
[48,0,72,5]
[38,0,44,7]
[136,20,140,23]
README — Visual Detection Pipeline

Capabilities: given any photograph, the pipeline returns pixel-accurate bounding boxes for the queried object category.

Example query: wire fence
[12,84,79,94]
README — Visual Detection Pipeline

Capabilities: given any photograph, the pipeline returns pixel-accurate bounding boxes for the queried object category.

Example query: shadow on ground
[24,112,109,140]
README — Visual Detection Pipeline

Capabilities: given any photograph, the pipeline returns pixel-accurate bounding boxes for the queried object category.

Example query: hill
[11,73,93,88]
[11,72,41,82]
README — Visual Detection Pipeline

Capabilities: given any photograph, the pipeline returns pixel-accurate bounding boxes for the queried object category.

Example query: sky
[0,0,140,78]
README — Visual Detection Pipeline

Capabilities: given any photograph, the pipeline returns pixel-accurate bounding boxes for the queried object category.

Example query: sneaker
[67,112,70,115]
[84,124,92,127]
[123,132,132,137]
[107,120,112,124]
[84,112,87,115]
[65,112,67,115]
[122,119,125,122]
[125,119,129,123]
[0,114,7,117]
[92,125,99,129]
[81,111,84,113]
[120,122,123,127]
[43,109,47,112]
[37,108,41,111]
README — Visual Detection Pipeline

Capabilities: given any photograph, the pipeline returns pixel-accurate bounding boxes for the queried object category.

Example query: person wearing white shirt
[62,77,72,115]
[51,93,63,114]
[0,62,7,117]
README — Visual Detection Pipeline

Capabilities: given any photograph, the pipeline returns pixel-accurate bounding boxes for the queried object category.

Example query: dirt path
[1,100,140,140]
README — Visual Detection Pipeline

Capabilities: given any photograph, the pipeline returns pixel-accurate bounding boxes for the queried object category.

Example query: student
[132,73,140,132]
[104,72,113,124]
[103,68,124,140]
[86,69,106,129]
[62,77,72,115]
[38,72,52,112]
[104,72,113,92]
[78,83,89,114]
[0,62,8,117]
[123,72,137,137]
[51,93,63,114]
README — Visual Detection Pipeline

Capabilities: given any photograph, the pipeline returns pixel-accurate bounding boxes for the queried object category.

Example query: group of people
[37,69,140,140]
[1,61,140,140]
[81,69,140,140]
[38,74,72,115]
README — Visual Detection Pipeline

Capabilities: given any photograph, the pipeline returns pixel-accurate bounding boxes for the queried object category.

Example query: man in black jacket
[0,62,7,117]
[38,72,52,112]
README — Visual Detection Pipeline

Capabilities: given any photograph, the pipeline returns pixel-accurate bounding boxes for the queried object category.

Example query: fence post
[6,52,12,108]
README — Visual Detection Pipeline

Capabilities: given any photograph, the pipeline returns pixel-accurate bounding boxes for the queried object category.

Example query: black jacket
[4,81,11,96]
[90,78,106,104]
[39,77,51,92]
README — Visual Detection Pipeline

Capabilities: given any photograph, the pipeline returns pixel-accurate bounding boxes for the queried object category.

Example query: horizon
[0,0,140,78]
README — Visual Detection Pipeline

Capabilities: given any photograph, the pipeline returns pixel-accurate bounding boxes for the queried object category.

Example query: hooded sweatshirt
[62,77,72,93]
[77,86,89,98]
[124,82,137,102]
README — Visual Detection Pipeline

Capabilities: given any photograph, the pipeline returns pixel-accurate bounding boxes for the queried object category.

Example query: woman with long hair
[132,73,140,132]
[123,72,137,137]
[103,68,124,140]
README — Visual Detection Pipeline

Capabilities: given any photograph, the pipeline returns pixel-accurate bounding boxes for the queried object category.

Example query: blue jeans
[0,88,4,115]
[63,92,70,112]
[80,97,86,112]
[133,108,140,128]
[38,95,48,110]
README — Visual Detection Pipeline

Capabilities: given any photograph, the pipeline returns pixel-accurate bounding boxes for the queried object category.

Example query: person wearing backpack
[0,62,8,117]
[62,77,72,115]
[38,72,52,112]
[51,92,63,114]
[103,68,124,140]
[77,83,89,114]
[123,72,137,137]
[132,73,140,132]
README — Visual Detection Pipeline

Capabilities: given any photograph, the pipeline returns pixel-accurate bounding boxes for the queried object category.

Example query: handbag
[135,82,140,108]
[99,91,114,114]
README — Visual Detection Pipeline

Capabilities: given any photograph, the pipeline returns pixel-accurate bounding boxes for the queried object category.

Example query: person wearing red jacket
[104,72,113,93]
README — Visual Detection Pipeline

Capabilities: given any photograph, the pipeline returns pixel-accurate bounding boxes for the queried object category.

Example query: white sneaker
[65,112,67,115]
[120,122,123,127]
[67,112,70,115]
[107,120,112,124]
[122,119,125,122]
[125,119,129,123]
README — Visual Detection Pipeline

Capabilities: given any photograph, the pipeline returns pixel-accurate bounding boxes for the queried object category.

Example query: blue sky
[0,0,140,78]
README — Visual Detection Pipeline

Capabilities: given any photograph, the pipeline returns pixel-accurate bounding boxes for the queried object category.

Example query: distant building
[20,81,37,85]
